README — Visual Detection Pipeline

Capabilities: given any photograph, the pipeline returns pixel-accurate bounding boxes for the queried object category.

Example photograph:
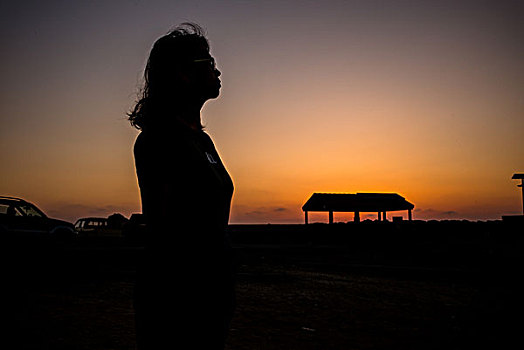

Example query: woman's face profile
[182,45,221,101]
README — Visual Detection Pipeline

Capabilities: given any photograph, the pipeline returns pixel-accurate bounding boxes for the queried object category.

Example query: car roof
[0,196,24,200]
[0,196,29,204]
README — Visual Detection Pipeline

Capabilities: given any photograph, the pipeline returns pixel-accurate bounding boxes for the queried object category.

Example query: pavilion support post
[511,175,524,215]
[305,211,309,225]
[377,212,381,222]
[329,211,334,224]
[354,211,360,223]
[408,209,412,221]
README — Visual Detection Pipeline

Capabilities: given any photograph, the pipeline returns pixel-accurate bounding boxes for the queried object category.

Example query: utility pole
[512,173,524,215]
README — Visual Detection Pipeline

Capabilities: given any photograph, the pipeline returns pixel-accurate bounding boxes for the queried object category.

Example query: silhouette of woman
[128,23,235,349]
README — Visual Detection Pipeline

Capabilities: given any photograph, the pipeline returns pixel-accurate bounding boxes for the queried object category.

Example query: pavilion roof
[302,193,414,212]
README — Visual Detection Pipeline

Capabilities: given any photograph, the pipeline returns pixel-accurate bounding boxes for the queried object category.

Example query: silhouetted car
[75,217,109,235]
[74,216,124,237]
[0,196,77,239]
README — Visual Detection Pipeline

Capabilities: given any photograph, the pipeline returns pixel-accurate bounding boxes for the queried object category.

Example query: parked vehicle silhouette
[75,217,110,236]
[0,196,76,239]
[75,215,127,237]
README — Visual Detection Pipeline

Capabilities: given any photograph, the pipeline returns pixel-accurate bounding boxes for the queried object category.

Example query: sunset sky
[1,0,523,224]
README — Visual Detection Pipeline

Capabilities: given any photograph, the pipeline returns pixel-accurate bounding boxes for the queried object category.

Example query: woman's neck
[173,100,204,130]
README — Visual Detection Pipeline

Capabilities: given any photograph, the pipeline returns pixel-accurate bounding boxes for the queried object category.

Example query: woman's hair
[128,23,210,130]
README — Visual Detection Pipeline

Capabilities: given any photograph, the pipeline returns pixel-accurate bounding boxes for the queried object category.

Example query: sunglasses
[192,57,217,70]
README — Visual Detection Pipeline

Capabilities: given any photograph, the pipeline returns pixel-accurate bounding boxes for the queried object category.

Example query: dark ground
[4,220,524,349]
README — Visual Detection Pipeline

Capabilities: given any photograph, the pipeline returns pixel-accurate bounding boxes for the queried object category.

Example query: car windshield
[17,204,45,218]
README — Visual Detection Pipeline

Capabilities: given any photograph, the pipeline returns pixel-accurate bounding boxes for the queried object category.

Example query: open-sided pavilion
[302,193,415,224]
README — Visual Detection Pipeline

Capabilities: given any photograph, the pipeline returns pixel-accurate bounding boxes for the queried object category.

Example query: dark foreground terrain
[4,220,523,349]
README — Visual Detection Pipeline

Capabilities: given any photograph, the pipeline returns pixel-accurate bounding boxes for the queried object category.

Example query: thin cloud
[414,208,460,218]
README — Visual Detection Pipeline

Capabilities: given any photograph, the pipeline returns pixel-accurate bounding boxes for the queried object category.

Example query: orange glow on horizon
[1,2,522,224]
